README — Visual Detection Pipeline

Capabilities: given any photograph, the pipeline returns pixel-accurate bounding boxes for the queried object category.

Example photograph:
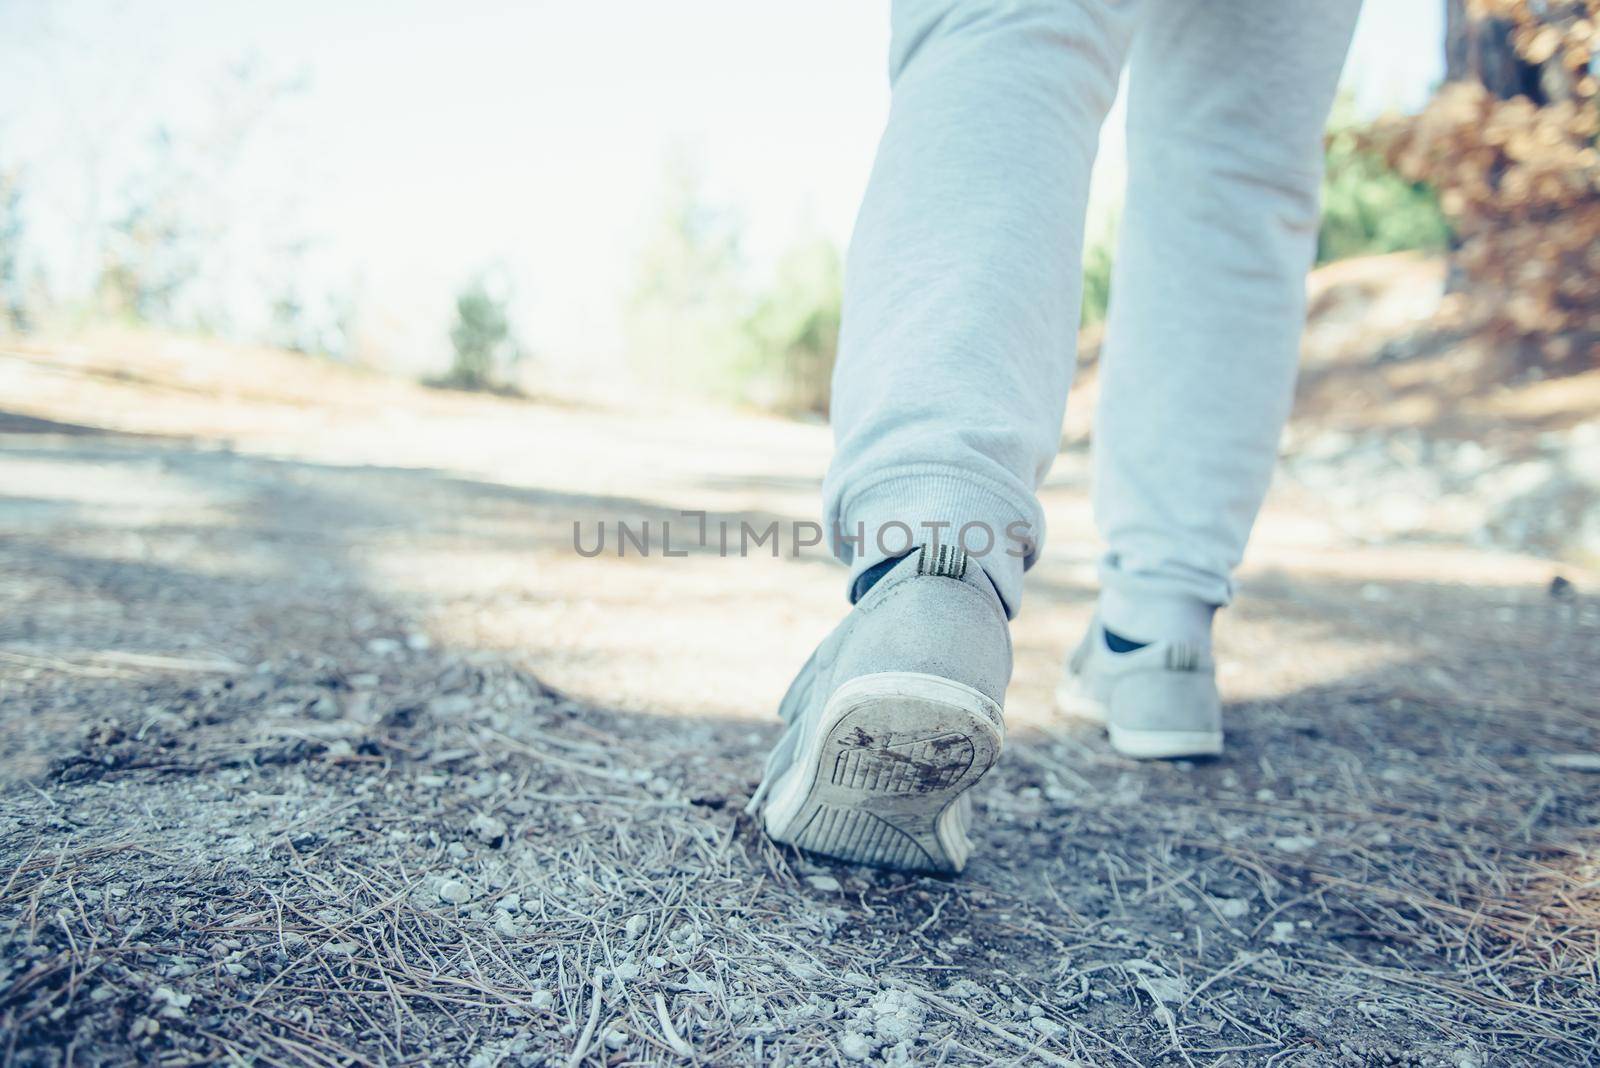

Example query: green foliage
[625,159,752,402]
[437,275,523,393]
[624,133,1440,411]
[1076,116,1453,332]
[740,239,842,415]
[626,158,843,415]
[1079,237,1114,329]
[1317,124,1452,265]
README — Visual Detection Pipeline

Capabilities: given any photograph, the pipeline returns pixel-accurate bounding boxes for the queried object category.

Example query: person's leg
[755,0,1145,873]
[824,0,1144,617]
[1092,0,1361,645]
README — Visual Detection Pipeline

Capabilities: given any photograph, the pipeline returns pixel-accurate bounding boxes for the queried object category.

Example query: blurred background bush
[0,1,1594,411]
[1365,0,1600,378]
[1317,111,1453,266]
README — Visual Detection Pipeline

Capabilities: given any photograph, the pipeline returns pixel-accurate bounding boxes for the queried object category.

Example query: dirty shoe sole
[761,672,1003,874]
[1055,675,1222,760]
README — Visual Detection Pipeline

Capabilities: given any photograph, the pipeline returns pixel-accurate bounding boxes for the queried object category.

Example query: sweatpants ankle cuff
[834,470,1037,618]
[1098,588,1217,646]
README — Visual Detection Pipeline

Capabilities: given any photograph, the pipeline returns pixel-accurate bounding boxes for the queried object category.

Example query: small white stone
[468,813,507,846]
[806,875,842,893]
[151,987,192,1018]
[839,1031,874,1061]
[437,879,471,905]
[1139,974,1187,1005]
[1210,897,1251,919]
[869,988,926,1043]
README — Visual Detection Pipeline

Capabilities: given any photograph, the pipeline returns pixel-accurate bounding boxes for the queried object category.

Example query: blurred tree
[92,59,341,352]
[1446,0,1544,96]
[0,167,27,332]
[626,156,751,400]
[627,155,856,414]
[1365,1,1600,373]
[741,237,841,416]
[438,274,524,392]
[270,250,355,360]
[97,127,199,324]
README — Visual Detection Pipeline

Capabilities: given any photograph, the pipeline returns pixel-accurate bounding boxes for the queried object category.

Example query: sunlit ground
[2,316,1597,1064]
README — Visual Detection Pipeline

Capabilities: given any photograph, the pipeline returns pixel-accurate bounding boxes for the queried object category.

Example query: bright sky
[1,1,1442,378]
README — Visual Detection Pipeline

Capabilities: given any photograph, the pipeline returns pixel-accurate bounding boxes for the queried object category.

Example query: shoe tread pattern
[792,707,995,873]
[792,804,932,870]
[830,732,974,794]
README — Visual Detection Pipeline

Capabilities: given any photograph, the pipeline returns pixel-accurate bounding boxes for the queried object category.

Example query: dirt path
[1,331,1597,1065]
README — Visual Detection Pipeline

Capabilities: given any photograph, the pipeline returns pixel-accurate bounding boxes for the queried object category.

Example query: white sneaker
[1056,616,1223,759]
[747,546,1009,874]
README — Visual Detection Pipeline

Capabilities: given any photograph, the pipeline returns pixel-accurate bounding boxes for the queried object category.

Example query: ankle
[1099,590,1216,649]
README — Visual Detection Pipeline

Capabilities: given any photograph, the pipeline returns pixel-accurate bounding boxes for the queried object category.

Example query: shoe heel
[763,672,1002,874]
[1106,724,1223,759]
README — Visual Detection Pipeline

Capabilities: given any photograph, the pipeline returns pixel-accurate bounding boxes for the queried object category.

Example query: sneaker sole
[761,672,1003,875]
[1055,677,1222,760]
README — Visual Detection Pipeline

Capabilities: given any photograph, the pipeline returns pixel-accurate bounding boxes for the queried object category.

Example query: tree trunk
[1443,0,1544,100]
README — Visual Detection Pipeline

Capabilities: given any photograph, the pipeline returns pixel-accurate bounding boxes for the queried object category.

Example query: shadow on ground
[1,431,1596,1065]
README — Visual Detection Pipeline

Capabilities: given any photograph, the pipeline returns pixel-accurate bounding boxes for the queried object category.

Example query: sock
[851,552,909,602]
[1103,626,1150,654]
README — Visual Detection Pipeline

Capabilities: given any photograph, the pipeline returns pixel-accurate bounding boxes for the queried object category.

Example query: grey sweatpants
[824,0,1361,642]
